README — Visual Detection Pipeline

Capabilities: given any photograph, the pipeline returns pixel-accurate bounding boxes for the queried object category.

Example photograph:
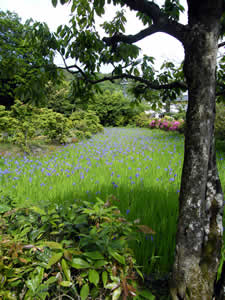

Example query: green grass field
[0,127,224,275]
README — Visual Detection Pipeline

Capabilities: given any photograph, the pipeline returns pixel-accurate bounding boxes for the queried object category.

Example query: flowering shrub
[149,118,184,132]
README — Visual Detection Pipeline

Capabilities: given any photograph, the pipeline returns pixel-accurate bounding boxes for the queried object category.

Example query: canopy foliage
[0,10,61,108]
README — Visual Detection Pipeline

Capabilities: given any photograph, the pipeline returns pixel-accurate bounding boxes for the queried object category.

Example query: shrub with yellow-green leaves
[0,101,104,151]
[70,109,104,139]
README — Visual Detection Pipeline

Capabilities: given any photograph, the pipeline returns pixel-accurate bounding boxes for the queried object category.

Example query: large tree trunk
[170,2,224,299]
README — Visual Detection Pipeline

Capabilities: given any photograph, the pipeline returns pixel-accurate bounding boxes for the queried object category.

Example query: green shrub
[215,103,225,140]
[0,101,74,147]
[70,109,104,138]
[129,112,150,128]
[0,100,41,151]
[0,101,103,147]
[38,108,72,144]
[74,90,147,127]
[0,195,155,299]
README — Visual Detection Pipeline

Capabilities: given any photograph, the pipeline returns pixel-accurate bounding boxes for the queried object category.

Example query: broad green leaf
[42,241,63,249]
[61,258,71,281]
[94,260,108,268]
[112,287,122,300]
[88,269,99,286]
[59,280,72,287]
[102,271,108,287]
[84,251,104,260]
[139,289,156,299]
[71,258,91,269]
[109,250,125,265]
[45,276,58,285]
[80,283,89,300]
[46,252,63,269]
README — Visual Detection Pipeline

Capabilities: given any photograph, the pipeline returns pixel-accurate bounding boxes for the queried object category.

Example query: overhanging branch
[218,41,225,48]
[110,0,188,44]
[103,25,161,45]
[89,74,187,91]
[60,62,187,91]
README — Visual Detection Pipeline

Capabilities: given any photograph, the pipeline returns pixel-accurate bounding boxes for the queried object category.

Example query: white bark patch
[216,192,224,235]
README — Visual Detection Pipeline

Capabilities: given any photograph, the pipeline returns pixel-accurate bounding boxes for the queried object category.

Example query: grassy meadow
[0,127,225,276]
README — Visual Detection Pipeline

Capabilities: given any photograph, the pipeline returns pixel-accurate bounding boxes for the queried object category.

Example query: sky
[0,0,188,72]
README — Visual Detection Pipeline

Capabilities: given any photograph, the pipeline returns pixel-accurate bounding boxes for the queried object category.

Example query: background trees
[0,10,60,108]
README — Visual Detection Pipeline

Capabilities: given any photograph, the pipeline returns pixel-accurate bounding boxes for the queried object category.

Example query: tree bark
[170,2,224,299]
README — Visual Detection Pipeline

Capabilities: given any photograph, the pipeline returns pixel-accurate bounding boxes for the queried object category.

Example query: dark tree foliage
[0,10,61,108]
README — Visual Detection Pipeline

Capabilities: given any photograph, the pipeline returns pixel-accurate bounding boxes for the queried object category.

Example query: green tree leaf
[71,258,91,269]
[138,289,156,299]
[61,258,71,281]
[88,269,99,286]
[84,251,104,260]
[80,283,89,300]
[94,260,108,268]
[109,249,125,264]
[59,280,72,287]
[46,252,63,269]
[42,241,63,249]
[102,271,108,287]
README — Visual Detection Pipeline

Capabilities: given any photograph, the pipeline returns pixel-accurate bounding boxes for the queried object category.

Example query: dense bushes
[0,195,155,299]
[76,90,147,127]
[69,109,104,140]
[128,112,151,128]
[0,101,103,151]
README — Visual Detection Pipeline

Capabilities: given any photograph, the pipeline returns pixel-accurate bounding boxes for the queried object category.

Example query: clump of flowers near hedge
[0,194,155,300]
[149,117,184,132]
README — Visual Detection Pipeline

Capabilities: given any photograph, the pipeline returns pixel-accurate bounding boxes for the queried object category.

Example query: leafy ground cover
[0,128,224,298]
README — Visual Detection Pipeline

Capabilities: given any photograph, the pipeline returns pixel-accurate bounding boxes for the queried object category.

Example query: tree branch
[59,63,187,91]
[119,0,187,43]
[218,41,225,48]
[103,25,161,45]
[90,74,187,91]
